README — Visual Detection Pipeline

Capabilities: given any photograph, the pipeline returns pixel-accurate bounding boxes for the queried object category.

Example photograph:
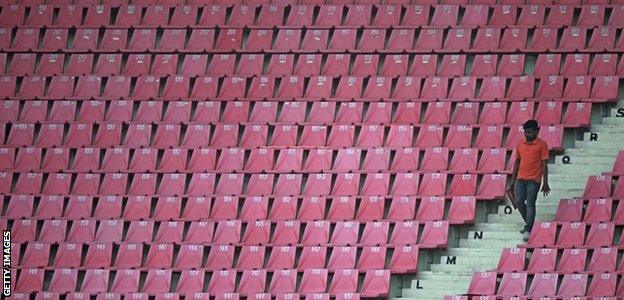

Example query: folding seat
[14,172,42,194]
[12,219,37,243]
[54,4,82,26]
[150,54,178,76]
[466,54,496,77]
[171,270,204,294]
[21,242,49,267]
[73,75,102,99]
[591,76,619,101]
[208,270,237,293]
[327,196,356,221]
[561,54,589,76]
[126,29,156,52]
[39,219,68,243]
[186,172,216,197]
[466,271,497,295]
[171,5,199,26]
[162,101,191,122]
[332,173,361,196]
[357,29,386,50]
[420,77,449,100]
[534,101,562,125]
[449,77,476,100]
[152,195,182,219]
[585,27,613,52]
[11,28,39,52]
[237,269,267,296]
[577,5,604,26]
[215,28,243,51]
[267,269,297,294]
[499,28,528,52]
[460,5,487,26]
[236,245,266,270]
[303,149,333,173]
[380,55,408,77]
[507,76,535,100]
[66,218,97,243]
[584,222,614,247]
[143,269,172,293]
[18,100,46,122]
[43,173,71,194]
[183,29,215,52]
[47,269,78,293]
[114,5,142,26]
[533,54,561,76]
[36,124,62,146]
[279,101,307,123]
[305,76,333,99]
[14,147,41,171]
[528,27,559,52]
[82,5,111,26]
[586,247,617,273]
[321,54,349,77]
[517,5,545,26]
[0,5,25,26]
[236,54,264,77]
[558,27,586,51]
[110,269,140,293]
[285,5,313,26]
[144,243,174,268]
[430,5,458,26]
[587,273,616,297]
[15,268,44,292]
[526,248,557,272]
[342,5,371,26]
[271,29,302,52]
[406,55,436,77]
[314,5,344,26]
[83,242,113,268]
[69,29,99,52]
[496,272,527,297]
[210,124,238,147]
[8,54,35,76]
[47,100,76,122]
[488,5,518,26]
[175,243,204,268]
[256,5,285,26]
[112,243,142,268]
[37,29,69,53]
[581,174,612,199]
[64,195,94,219]
[299,269,328,293]
[334,77,363,100]
[263,55,293,77]
[558,273,587,296]
[528,273,558,297]
[415,28,444,52]
[121,54,151,77]
[561,75,590,100]
[97,29,128,52]
[18,76,46,99]
[443,28,471,51]
[384,29,414,52]
[587,54,616,76]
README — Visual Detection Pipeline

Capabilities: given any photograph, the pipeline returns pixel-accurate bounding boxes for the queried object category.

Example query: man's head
[522,119,540,142]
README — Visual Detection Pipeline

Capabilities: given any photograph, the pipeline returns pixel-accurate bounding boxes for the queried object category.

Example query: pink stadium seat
[527,222,557,247]
[269,270,297,294]
[584,198,612,222]
[588,247,617,272]
[554,198,583,222]
[558,273,587,297]
[497,247,526,272]
[16,268,44,292]
[588,273,616,297]
[468,272,497,295]
[499,28,527,52]
[557,248,587,273]
[585,222,614,247]
[528,248,557,272]
[497,272,527,296]
[591,76,619,101]
[328,246,356,269]
[300,269,328,293]
[387,196,416,221]
[582,175,612,198]
[528,273,558,297]
[81,269,110,293]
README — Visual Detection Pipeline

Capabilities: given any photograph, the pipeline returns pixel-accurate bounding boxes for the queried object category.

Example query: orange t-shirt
[517,138,549,182]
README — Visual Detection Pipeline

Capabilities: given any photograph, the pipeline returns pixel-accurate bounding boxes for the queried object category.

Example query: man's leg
[524,180,541,233]
[515,180,528,222]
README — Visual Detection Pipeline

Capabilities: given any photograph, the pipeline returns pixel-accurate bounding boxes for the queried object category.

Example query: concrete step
[582,131,624,142]
[548,164,609,176]
[431,259,498,273]
[590,124,624,133]
[575,140,624,149]
[459,238,524,248]
[488,213,555,224]
[553,154,614,165]
[563,148,621,157]
[443,247,507,257]
[602,117,624,125]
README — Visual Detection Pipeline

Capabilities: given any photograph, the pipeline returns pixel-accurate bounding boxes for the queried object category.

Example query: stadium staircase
[398,99,624,299]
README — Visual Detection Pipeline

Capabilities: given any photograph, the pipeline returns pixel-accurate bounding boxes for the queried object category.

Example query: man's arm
[508,157,520,191]
[541,160,550,196]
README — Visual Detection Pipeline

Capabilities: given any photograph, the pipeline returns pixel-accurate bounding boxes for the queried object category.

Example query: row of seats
[8,292,363,300]
[13,267,391,297]
[1,146,516,173]
[1,4,622,27]
[467,271,622,297]
[0,100,593,126]
[497,247,624,273]
[4,218,449,247]
[1,193,476,222]
[11,242,420,270]
[1,75,618,102]
[2,27,623,53]
[4,53,624,77]
[555,196,624,223]
[0,171,508,197]
[0,122,565,149]
[5,0,624,6]
[524,221,624,248]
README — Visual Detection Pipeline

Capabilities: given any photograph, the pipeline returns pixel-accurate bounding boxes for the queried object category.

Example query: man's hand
[541,182,550,197]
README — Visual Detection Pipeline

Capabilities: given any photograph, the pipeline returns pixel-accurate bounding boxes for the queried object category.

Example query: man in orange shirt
[509,120,551,241]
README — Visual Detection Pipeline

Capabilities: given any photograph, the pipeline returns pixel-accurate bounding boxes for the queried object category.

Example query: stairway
[396,103,624,299]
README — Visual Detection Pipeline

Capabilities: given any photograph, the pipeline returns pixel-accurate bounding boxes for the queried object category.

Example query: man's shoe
[522,231,530,242]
